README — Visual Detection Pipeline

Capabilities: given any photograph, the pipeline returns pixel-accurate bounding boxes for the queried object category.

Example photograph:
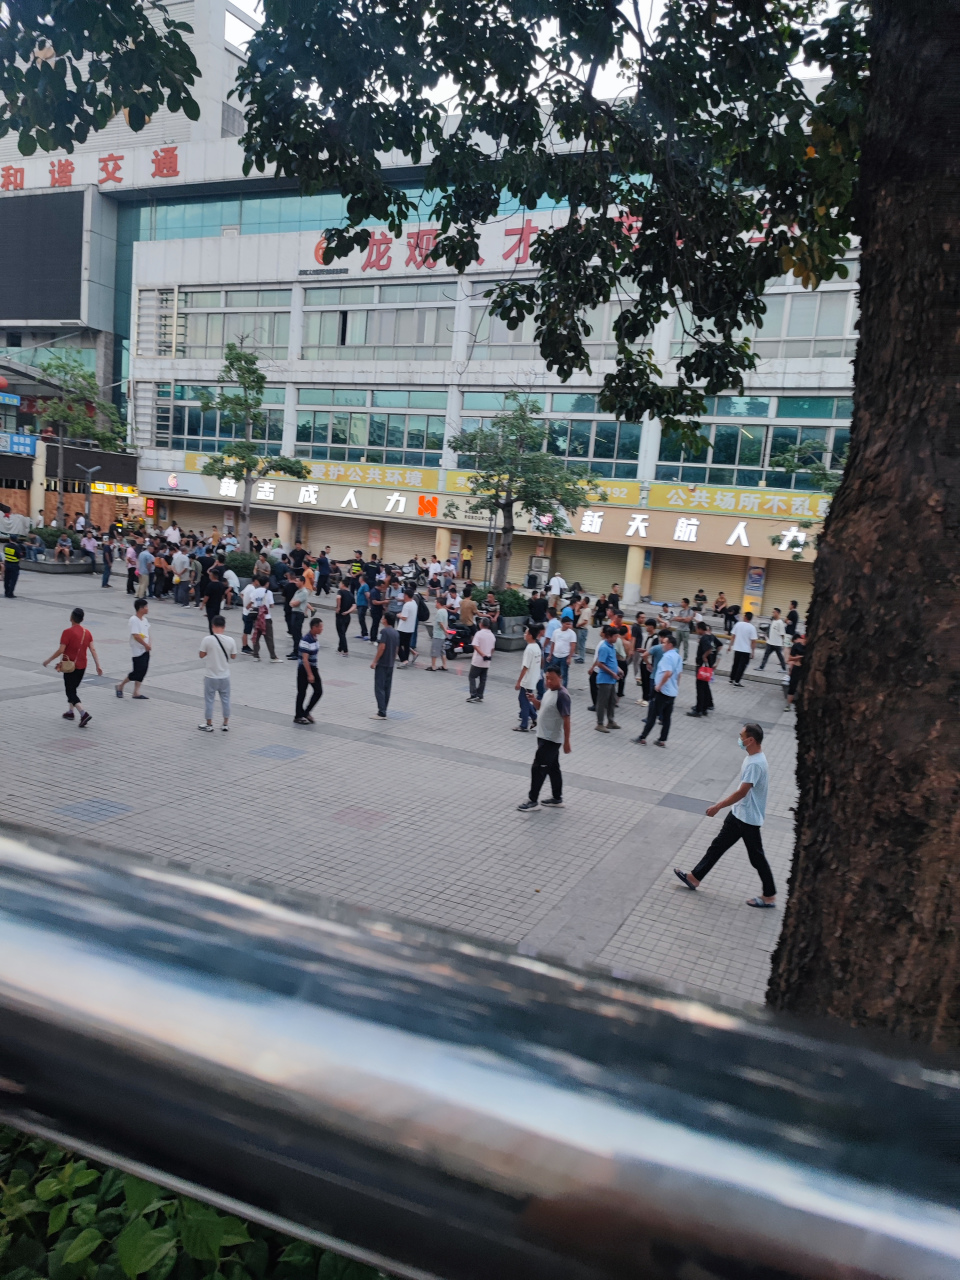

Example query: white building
[0,0,855,609]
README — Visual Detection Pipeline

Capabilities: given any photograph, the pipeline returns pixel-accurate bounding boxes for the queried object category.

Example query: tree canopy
[236,0,867,446]
[0,0,200,155]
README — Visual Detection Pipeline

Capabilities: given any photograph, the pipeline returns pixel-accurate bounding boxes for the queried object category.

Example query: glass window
[340,286,375,304]
[680,465,706,483]
[187,407,201,437]
[267,411,284,441]
[347,413,366,446]
[737,425,765,466]
[568,421,591,457]
[331,413,349,445]
[333,388,367,406]
[547,419,569,455]
[406,415,426,448]
[734,468,762,486]
[298,388,333,405]
[770,426,798,461]
[830,428,850,466]
[403,451,424,467]
[756,295,785,336]
[816,292,849,337]
[426,416,445,450]
[834,397,853,418]
[552,393,597,413]
[424,452,442,467]
[345,311,368,345]
[799,427,828,464]
[616,422,641,460]
[711,425,739,464]
[777,397,834,418]
[715,396,771,417]
[589,461,614,478]
[379,284,420,304]
[304,287,345,305]
[463,392,505,411]
[593,421,617,459]
[658,430,683,463]
[368,414,387,446]
[260,387,285,404]
[180,291,220,308]
[201,409,217,437]
[654,463,681,481]
[614,462,638,479]
[707,467,735,485]
[225,290,260,308]
[372,390,408,408]
[786,294,818,337]
[386,415,405,448]
[296,412,314,443]
[409,390,447,409]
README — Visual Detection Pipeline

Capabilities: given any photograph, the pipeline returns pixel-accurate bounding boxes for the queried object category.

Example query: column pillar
[637,414,662,481]
[623,543,644,606]
[742,558,767,616]
[281,382,298,458]
[276,510,294,550]
[640,548,653,597]
[30,439,47,527]
[435,526,452,560]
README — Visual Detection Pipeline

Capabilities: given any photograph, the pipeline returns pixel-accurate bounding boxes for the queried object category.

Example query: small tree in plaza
[200,344,308,551]
[36,352,123,528]
[449,396,603,591]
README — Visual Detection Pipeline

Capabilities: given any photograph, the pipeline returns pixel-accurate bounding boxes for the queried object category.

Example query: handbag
[58,627,90,674]
[697,664,713,682]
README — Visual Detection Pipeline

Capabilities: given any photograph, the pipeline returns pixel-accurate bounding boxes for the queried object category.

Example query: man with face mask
[672,722,775,908]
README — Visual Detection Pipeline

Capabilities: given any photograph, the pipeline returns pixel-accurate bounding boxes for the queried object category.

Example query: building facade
[0,0,854,612]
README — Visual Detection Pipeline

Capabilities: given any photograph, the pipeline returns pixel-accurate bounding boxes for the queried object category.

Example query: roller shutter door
[554,541,628,596]
[762,558,814,620]
[649,548,748,607]
[301,512,374,559]
[505,534,540,585]
[381,520,438,566]
[170,501,228,534]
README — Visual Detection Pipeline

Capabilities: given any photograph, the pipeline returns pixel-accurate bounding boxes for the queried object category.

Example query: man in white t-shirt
[549,616,577,687]
[728,611,758,686]
[514,622,543,731]
[466,617,496,702]
[171,547,191,607]
[164,522,181,545]
[240,580,259,653]
[116,599,151,699]
[546,572,567,607]
[397,590,419,666]
[197,614,237,732]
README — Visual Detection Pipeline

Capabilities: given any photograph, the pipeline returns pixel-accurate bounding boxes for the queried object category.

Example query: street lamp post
[74,463,101,528]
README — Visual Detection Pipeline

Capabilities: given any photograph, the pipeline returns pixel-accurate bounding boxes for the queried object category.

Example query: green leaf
[178,1204,230,1262]
[63,1228,103,1264]
[49,1201,71,1234]
[123,1177,166,1219]
[115,1219,177,1279]
[36,1175,66,1202]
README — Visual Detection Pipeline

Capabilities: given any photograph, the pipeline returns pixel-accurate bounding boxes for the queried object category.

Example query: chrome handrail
[1,823,959,1280]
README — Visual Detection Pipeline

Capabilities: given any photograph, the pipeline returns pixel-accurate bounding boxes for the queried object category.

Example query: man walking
[315,549,331,595]
[635,631,682,747]
[590,624,621,732]
[728,610,758,686]
[100,535,115,588]
[759,607,788,671]
[370,610,399,719]
[514,622,543,732]
[197,615,236,732]
[467,616,496,702]
[674,722,776,907]
[286,574,312,659]
[517,664,571,811]
[549,615,577,687]
[294,617,324,724]
[135,542,154,600]
[688,621,719,718]
[674,598,694,661]
[396,588,418,666]
[201,567,228,634]
[250,576,280,662]
[335,578,356,656]
[116,599,151,700]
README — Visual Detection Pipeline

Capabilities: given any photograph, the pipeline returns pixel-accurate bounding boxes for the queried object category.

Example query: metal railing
[0,821,958,1280]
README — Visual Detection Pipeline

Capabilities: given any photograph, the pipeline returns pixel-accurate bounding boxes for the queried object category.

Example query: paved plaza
[0,571,798,1006]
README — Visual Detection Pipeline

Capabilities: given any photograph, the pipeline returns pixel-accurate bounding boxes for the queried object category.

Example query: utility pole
[74,463,101,528]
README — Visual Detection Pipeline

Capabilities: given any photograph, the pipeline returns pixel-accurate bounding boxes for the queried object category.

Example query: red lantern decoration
[0,377,8,391]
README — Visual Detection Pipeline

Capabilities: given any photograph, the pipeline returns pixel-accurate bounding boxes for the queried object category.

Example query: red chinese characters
[151,146,179,178]
[405,228,439,270]
[98,154,124,185]
[49,159,74,187]
[362,230,394,272]
[0,166,24,191]
[503,218,538,264]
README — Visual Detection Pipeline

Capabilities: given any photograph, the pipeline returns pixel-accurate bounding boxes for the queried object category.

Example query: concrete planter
[21,560,93,575]
[494,634,525,652]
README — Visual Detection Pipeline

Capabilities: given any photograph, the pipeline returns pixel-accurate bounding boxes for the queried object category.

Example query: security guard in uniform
[3,536,22,598]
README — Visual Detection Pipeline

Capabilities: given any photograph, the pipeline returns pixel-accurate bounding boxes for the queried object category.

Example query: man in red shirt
[43,606,102,728]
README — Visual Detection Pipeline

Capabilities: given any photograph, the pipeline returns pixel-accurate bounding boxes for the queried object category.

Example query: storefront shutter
[649,548,750,608]
[553,541,629,596]
[762,558,814,619]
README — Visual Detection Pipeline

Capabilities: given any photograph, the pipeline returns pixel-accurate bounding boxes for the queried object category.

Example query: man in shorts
[116,599,151,699]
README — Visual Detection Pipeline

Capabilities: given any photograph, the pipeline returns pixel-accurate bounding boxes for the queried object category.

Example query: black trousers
[617,659,628,698]
[289,612,304,654]
[126,567,136,593]
[588,670,597,706]
[295,666,323,719]
[640,661,652,701]
[316,575,330,595]
[730,650,750,683]
[468,666,488,699]
[398,631,413,662]
[639,691,675,742]
[529,739,562,803]
[335,613,350,652]
[759,644,786,670]
[692,812,776,898]
[695,678,714,714]
[63,668,85,705]
[4,564,19,597]
[369,607,383,644]
[357,606,368,638]
[374,664,393,714]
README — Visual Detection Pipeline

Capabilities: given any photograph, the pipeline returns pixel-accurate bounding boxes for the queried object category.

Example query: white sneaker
[270,657,282,663]
[197,723,214,733]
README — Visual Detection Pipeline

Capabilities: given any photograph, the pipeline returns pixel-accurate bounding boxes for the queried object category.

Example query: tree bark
[240,471,253,555]
[493,502,514,591]
[55,426,65,528]
[767,0,960,1044]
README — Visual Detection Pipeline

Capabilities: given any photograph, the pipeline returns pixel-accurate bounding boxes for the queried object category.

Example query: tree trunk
[493,503,514,591]
[240,471,254,554]
[767,0,960,1045]
[55,426,65,527]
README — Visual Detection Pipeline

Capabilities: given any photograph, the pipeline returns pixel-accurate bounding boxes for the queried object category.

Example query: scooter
[444,621,476,660]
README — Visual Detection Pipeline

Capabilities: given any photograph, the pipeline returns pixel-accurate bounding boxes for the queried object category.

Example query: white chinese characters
[385,491,407,513]
[218,476,238,498]
[725,520,750,547]
[625,513,649,537]
[340,488,359,509]
[298,484,319,505]
[673,516,700,542]
[580,510,604,534]
[779,525,807,551]
[255,481,276,501]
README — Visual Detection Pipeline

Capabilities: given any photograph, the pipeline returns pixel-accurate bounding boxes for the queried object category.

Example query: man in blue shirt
[673,722,775,908]
[590,625,621,731]
[634,630,682,747]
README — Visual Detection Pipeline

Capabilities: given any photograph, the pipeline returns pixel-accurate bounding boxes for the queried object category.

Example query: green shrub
[0,1125,381,1280]
[224,552,257,578]
[495,588,529,617]
[36,527,80,549]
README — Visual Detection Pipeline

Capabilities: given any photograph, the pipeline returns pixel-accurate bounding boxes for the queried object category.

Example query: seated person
[55,533,73,562]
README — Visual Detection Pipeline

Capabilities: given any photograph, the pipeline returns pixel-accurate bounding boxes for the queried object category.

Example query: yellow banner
[444,471,641,507]
[185,453,438,491]
[91,482,139,496]
[646,482,830,521]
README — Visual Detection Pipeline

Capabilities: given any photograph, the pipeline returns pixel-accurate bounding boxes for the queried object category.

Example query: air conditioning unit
[526,556,551,591]
[529,556,551,573]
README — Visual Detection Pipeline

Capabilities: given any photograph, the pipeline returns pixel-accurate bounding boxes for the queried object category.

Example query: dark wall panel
[0,191,84,321]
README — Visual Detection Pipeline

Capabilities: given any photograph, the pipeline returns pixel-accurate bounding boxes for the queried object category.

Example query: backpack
[415,592,430,623]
